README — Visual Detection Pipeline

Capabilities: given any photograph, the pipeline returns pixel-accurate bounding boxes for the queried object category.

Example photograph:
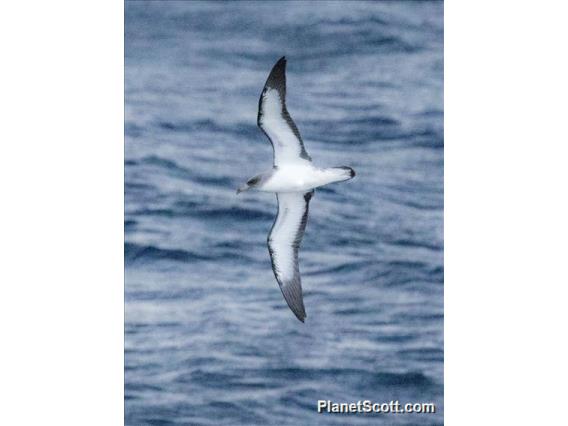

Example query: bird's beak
[236,185,248,195]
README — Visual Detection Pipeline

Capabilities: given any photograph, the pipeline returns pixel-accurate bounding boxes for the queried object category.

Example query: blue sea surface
[125,1,443,425]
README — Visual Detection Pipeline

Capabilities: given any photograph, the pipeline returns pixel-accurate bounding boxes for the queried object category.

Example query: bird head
[236,175,262,195]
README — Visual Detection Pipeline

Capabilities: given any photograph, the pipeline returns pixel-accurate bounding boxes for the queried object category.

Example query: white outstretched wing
[267,190,314,322]
[257,57,311,166]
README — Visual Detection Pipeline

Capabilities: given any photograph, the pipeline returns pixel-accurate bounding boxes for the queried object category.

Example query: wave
[130,205,272,223]
[174,367,436,396]
[127,155,236,188]
[219,367,435,388]
[389,238,443,251]
[317,16,389,27]
[125,242,214,263]
[155,119,259,139]
[301,117,442,147]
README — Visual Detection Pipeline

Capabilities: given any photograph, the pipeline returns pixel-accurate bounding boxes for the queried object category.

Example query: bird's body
[250,164,354,193]
[237,57,355,322]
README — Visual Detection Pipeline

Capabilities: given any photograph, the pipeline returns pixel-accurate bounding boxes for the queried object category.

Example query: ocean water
[125,1,443,425]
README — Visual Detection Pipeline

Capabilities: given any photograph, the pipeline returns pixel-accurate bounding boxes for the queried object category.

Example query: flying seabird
[237,57,355,322]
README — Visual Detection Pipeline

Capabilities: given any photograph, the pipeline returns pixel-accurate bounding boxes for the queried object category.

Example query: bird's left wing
[267,190,314,322]
[257,57,311,166]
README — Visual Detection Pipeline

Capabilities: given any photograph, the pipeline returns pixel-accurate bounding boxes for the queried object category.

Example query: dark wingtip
[350,168,356,178]
[294,309,306,323]
[289,299,306,323]
[272,56,286,72]
[279,278,307,323]
[265,57,287,93]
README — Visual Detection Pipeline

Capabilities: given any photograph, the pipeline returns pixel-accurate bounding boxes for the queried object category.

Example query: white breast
[261,163,319,192]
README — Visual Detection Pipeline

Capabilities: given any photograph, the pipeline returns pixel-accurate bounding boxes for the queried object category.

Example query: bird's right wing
[267,190,314,322]
[257,57,311,166]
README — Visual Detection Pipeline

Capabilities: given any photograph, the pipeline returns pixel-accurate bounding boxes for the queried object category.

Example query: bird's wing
[257,57,311,166]
[267,190,314,322]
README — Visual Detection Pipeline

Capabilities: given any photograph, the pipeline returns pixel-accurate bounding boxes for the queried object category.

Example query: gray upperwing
[267,190,314,322]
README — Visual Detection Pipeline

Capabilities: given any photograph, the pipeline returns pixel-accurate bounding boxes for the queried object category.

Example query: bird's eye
[247,176,260,185]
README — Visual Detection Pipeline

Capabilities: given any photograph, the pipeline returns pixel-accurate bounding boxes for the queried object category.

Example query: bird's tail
[331,166,356,182]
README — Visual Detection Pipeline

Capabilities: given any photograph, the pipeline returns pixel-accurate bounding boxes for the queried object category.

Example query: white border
[446,1,568,424]
[0,1,124,424]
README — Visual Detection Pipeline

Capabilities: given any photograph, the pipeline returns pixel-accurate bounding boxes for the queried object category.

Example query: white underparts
[259,163,353,193]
